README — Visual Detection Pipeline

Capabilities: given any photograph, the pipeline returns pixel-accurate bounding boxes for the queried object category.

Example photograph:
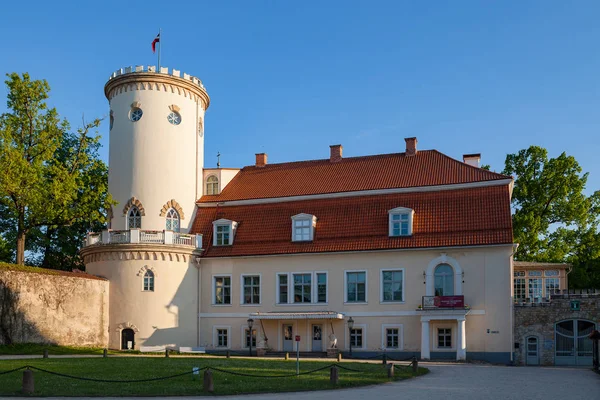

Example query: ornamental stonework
[122,197,145,216]
[159,199,185,219]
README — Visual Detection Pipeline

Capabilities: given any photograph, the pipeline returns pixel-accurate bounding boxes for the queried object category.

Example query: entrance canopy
[249,311,344,320]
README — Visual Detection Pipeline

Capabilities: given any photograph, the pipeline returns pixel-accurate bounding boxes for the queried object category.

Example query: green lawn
[0,357,428,396]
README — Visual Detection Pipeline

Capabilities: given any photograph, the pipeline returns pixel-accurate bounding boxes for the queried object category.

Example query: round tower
[81,66,208,351]
[105,65,210,232]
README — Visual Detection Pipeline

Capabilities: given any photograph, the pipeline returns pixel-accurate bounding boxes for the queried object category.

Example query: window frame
[241,325,257,349]
[212,219,238,246]
[127,206,142,229]
[240,274,261,305]
[345,323,367,350]
[206,175,219,195]
[514,278,526,302]
[545,277,560,299]
[213,326,231,349]
[380,268,405,303]
[381,324,404,350]
[143,270,154,292]
[290,214,317,242]
[434,264,455,296]
[212,274,232,306]
[275,271,328,305]
[528,278,543,302]
[344,270,368,304]
[437,327,453,349]
[388,207,414,237]
[165,208,180,232]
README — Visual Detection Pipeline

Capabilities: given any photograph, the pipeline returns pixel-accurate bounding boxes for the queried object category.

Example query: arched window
[434,264,454,296]
[143,270,154,292]
[128,206,142,229]
[206,176,219,195]
[165,208,180,232]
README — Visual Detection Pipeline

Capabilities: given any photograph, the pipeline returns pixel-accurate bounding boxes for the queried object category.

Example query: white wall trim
[381,324,404,350]
[197,178,513,207]
[198,310,486,318]
[425,253,463,296]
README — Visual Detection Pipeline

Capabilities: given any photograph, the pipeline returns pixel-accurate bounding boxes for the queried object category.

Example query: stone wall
[514,295,600,365]
[0,265,108,346]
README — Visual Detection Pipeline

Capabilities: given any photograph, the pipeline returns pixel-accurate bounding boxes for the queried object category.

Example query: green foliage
[0,72,114,266]
[504,146,600,287]
[0,358,427,396]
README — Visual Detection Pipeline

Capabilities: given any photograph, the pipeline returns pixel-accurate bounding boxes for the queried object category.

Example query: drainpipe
[194,255,202,347]
[509,243,519,363]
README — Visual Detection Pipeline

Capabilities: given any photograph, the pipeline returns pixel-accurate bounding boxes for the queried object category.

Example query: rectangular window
[214,276,231,305]
[216,225,230,246]
[513,271,525,277]
[528,278,543,302]
[545,278,560,298]
[386,328,400,349]
[293,273,311,303]
[278,274,288,304]
[293,219,311,241]
[243,275,260,304]
[514,278,526,302]
[382,270,403,302]
[317,273,327,303]
[245,328,257,348]
[350,328,363,347]
[346,271,366,303]
[217,329,228,347]
[391,213,409,236]
[528,270,542,277]
[544,270,559,277]
[438,328,451,348]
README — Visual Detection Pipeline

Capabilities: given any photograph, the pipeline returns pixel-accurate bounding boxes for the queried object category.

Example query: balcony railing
[422,295,466,309]
[83,229,202,249]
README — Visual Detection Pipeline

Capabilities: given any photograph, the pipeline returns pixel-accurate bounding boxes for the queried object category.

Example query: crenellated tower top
[104,65,210,110]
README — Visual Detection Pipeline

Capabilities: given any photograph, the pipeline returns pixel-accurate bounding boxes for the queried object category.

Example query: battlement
[108,66,206,90]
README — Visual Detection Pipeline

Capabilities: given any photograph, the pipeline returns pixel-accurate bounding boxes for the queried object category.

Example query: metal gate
[555,319,596,366]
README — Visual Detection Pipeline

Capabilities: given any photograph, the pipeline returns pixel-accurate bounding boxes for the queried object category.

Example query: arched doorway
[526,336,539,365]
[555,319,596,366]
[121,328,135,350]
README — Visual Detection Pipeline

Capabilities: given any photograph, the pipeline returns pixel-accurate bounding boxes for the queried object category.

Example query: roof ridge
[428,149,512,180]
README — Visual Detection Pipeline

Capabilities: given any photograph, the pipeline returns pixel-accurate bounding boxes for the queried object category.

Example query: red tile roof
[198,150,510,203]
[191,185,513,257]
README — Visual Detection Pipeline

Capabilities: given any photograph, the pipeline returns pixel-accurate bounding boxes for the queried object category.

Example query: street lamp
[348,317,354,357]
[247,318,254,356]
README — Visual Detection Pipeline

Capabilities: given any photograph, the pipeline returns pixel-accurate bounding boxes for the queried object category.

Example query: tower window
[130,107,143,122]
[165,208,180,232]
[206,176,219,195]
[110,114,114,130]
[143,270,154,292]
[128,206,142,229]
[168,111,181,125]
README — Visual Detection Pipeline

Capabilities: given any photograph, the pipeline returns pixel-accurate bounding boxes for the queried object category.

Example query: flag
[152,33,160,53]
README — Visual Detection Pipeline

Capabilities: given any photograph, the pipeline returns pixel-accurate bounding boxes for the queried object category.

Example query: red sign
[295,335,301,342]
[434,295,464,308]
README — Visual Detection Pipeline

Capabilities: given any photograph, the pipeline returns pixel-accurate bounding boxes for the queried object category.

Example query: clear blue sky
[1,1,599,193]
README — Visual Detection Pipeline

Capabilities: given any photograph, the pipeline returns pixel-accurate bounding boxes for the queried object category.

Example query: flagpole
[158,28,162,70]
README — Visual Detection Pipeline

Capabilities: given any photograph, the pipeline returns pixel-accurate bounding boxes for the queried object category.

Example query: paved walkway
[16,363,599,400]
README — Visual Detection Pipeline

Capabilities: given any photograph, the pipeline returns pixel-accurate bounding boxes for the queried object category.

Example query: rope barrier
[0,366,26,375]
[26,366,207,383]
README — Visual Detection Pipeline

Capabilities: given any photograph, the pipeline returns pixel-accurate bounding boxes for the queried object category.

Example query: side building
[192,140,516,363]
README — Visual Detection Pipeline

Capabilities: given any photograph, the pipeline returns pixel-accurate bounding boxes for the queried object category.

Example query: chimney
[463,153,481,168]
[405,137,417,156]
[330,144,343,163]
[255,153,267,167]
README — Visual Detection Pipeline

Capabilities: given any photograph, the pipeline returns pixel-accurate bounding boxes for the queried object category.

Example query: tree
[0,72,113,265]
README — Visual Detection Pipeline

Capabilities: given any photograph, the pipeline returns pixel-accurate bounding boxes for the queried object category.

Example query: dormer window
[206,176,219,195]
[291,214,317,242]
[388,207,414,237]
[213,219,238,246]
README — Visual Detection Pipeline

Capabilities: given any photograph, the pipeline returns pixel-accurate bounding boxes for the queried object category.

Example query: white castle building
[81,65,516,363]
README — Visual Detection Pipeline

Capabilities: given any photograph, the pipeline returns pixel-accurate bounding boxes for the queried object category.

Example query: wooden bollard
[382,354,387,365]
[285,352,289,360]
[165,348,169,358]
[337,353,342,362]
[103,348,108,358]
[412,357,418,373]
[43,349,48,359]
[203,369,214,393]
[330,366,339,385]
[22,369,34,394]
[226,350,230,359]
[387,364,394,378]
